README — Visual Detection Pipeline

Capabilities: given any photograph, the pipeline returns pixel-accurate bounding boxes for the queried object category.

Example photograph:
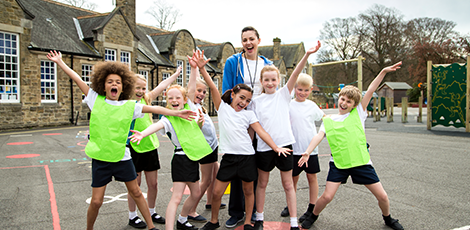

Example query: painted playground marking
[7,142,34,145]
[234,221,290,230]
[43,133,62,136]
[85,192,147,204]
[38,158,88,164]
[452,226,470,230]
[9,134,32,137]
[6,153,40,159]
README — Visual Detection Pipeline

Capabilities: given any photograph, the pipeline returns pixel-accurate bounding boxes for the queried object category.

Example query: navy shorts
[256,145,293,172]
[91,158,137,187]
[130,146,161,172]
[292,154,320,177]
[217,154,258,182]
[326,162,380,185]
[171,154,199,182]
[199,146,218,164]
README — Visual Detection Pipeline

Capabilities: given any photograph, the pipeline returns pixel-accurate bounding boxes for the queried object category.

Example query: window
[40,60,57,102]
[185,60,191,85]
[105,49,116,61]
[0,31,20,102]
[81,64,93,100]
[121,51,130,66]
[214,77,219,90]
[139,70,149,89]
[176,60,183,86]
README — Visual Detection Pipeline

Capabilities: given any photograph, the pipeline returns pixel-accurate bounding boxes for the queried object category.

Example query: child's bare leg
[166,182,186,230]
[313,181,341,215]
[181,182,201,217]
[126,179,155,229]
[306,173,319,204]
[205,162,219,206]
[365,182,390,216]
[293,175,300,191]
[280,170,297,218]
[144,170,159,211]
[87,186,106,230]
[188,163,214,216]
[255,169,270,214]
[242,181,254,225]
[127,172,142,212]
[209,180,230,223]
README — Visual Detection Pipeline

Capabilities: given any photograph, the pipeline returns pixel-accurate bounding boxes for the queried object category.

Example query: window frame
[0,31,20,103]
[40,60,57,103]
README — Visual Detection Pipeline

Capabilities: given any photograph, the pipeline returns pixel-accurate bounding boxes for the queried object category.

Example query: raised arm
[47,50,90,96]
[361,61,402,111]
[129,121,165,145]
[142,105,196,121]
[187,52,199,102]
[250,122,292,157]
[286,41,321,92]
[193,50,222,110]
[147,66,182,101]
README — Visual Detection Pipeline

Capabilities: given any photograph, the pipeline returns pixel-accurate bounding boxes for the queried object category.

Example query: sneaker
[152,213,166,224]
[188,214,207,222]
[290,227,300,230]
[205,203,227,210]
[244,224,255,230]
[254,220,263,230]
[129,216,147,229]
[176,220,198,230]
[299,211,310,222]
[280,206,290,217]
[301,213,318,229]
[385,217,404,230]
[149,228,159,230]
[200,221,220,230]
[225,215,245,228]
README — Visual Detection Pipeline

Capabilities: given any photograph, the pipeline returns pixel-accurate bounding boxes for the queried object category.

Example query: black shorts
[292,154,320,177]
[255,145,293,172]
[199,147,218,164]
[91,158,137,187]
[171,154,199,182]
[130,146,161,172]
[326,162,380,185]
[217,154,257,182]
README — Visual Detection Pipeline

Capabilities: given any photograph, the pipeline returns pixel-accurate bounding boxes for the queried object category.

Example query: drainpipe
[69,55,74,124]
[150,62,158,119]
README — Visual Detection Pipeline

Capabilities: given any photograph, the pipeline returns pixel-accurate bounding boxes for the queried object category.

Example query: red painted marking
[6,153,40,159]
[235,221,290,230]
[43,133,62,136]
[0,165,61,229]
[77,141,88,147]
[7,142,34,145]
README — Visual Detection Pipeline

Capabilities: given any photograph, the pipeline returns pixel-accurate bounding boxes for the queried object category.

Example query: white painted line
[451,226,470,230]
[10,134,33,137]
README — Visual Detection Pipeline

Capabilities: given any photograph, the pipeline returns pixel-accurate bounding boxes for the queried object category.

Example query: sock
[149,208,155,215]
[129,211,138,220]
[383,214,392,224]
[290,217,298,227]
[255,212,264,221]
[178,215,188,224]
[307,203,315,212]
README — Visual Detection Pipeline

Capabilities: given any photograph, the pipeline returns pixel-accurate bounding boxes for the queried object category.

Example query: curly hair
[90,61,136,100]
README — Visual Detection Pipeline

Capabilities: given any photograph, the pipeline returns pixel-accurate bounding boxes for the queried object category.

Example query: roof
[258,43,304,68]
[135,24,173,66]
[379,82,412,90]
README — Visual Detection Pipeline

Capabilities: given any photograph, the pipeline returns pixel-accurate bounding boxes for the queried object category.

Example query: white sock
[149,208,155,215]
[256,212,264,221]
[290,217,298,227]
[178,215,187,224]
[129,211,138,220]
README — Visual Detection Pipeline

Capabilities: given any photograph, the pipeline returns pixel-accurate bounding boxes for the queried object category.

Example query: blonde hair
[260,65,280,93]
[166,84,187,109]
[135,74,152,106]
[295,73,313,88]
[339,85,362,106]
[195,78,208,114]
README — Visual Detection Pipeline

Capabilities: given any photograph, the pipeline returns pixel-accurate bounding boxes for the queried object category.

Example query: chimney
[273,37,281,60]
[115,0,136,33]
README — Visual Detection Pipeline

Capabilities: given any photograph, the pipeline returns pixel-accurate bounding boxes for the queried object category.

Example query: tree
[58,0,97,11]
[146,0,182,31]
[405,17,458,44]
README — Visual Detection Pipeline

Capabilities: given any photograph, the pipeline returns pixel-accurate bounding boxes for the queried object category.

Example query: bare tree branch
[145,0,182,30]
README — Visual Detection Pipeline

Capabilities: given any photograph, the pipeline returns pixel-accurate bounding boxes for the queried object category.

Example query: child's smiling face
[194,83,207,104]
[338,95,356,115]
[260,70,279,94]
[166,88,187,110]
[134,78,146,100]
[105,74,122,101]
[295,84,313,102]
[231,89,252,112]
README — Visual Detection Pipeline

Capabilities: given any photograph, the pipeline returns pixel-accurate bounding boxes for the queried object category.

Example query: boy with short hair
[298,62,404,230]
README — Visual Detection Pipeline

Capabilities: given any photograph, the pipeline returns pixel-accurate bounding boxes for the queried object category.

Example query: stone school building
[0,0,310,130]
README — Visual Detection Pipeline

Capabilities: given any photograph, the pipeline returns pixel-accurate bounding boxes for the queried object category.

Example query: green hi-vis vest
[323,108,370,169]
[130,99,159,153]
[85,95,135,162]
[166,103,212,161]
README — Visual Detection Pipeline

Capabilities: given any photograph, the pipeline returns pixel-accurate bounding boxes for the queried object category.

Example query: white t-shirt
[84,88,144,161]
[289,99,324,155]
[217,101,259,155]
[195,103,218,151]
[158,101,198,156]
[252,86,296,152]
[242,57,265,98]
[319,103,372,165]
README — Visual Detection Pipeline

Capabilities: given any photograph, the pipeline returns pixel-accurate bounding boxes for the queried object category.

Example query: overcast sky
[94,0,470,63]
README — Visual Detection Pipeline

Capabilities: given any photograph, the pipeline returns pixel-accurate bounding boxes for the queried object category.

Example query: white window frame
[120,51,130,66]
[176,60,183,86]
[139,70,149,90]
[0,31,20,103]
[105,48,116,61]
[214,77,219,90]
[81,64,93,101]
[185,60,191,86]
[40,60,57,103]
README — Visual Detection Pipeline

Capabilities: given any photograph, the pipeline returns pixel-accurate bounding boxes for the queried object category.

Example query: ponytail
[221,83,252,104]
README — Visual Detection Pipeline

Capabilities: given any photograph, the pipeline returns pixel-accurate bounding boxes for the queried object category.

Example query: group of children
[47,37,404,230]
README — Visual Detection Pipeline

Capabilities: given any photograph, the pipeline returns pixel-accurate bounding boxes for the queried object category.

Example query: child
[127,68,181,228]
[46,50,195,230]
[189,50,291,230]
[129,84,213,230]
[251,42,321,230]
[279,74,325,223]
[298,62,404,230]
[185,51,224,223]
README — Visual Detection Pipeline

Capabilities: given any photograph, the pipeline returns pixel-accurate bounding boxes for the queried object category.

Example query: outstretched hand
[298,152,310,167]
[46,50,62,63]
[383,61,402,73]
[276,147,293,157]
[306,41,321,55]
[128,130,143,145]
[177,110,197,121]
[193,50,211,69]
[197,108,205,127]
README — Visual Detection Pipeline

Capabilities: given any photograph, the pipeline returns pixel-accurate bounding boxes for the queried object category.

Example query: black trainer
[299,211,310,222]
[290,227,300,230]
[301,212,318,229]
[200,221,220,230]
[177,220,198,230]
[129,216,147,229]
[385,217,404,230]
[280,206,289,217]
[152,213,165,224]
[254,220,263,230]
[244,224,255,230]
